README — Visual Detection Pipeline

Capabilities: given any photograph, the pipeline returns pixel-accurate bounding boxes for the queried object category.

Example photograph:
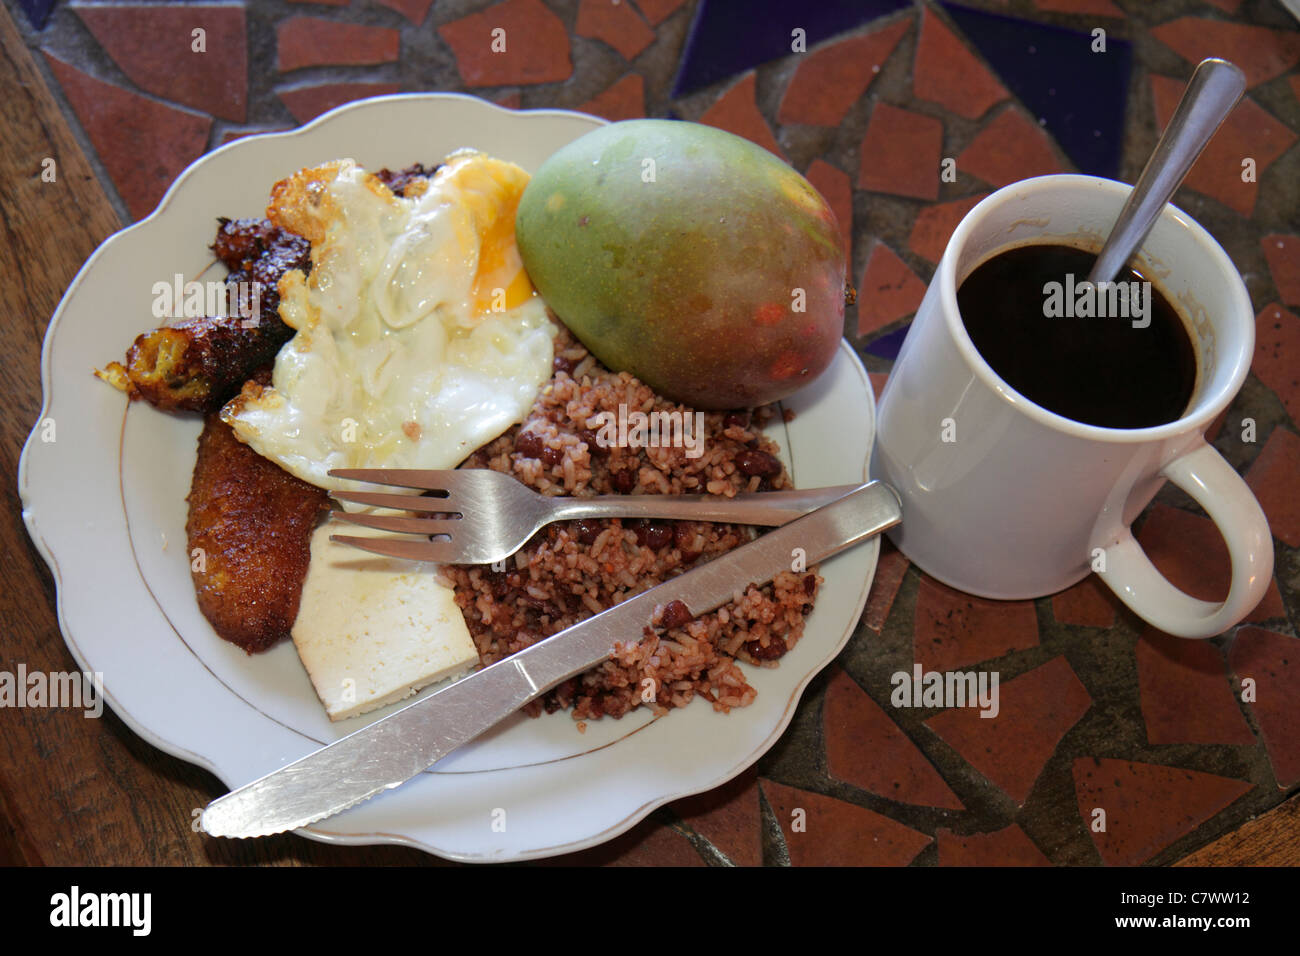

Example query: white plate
[18,93,879,862]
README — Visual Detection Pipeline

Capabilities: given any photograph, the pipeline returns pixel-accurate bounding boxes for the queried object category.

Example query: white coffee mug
[870,175,1272,639]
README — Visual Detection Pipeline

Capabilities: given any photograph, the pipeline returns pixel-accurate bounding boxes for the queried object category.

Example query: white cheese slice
[292,521,479,721]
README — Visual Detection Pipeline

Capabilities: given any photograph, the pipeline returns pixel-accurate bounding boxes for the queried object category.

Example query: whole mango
[516,119,846,409]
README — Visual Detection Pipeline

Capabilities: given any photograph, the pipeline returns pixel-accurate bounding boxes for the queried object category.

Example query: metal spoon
[1087,58,1246,285]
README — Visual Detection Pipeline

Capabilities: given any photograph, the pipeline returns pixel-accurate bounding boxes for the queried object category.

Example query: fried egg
[221,151,556,492]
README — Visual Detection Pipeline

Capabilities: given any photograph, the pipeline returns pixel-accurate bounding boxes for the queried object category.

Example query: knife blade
[201,480,901,839]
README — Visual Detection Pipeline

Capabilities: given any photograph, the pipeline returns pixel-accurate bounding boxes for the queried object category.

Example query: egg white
[221,152,556,492]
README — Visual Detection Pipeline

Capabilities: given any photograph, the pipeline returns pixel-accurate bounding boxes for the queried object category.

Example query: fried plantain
[185,409,329,653]
[98,218,310,413]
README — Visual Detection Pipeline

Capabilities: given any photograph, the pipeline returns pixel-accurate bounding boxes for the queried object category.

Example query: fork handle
[545,484,863,526]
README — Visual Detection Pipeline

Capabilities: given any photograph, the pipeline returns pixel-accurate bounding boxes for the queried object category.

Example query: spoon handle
[1087,58,1246,285]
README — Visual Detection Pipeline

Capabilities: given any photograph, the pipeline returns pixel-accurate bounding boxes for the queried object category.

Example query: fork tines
[330,490,458,514]
[328,468,463,552]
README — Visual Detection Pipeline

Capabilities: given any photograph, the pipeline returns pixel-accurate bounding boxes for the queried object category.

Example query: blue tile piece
[863,323,911,360]
[671,0,911,98]
[940,2,1131,180]
[19,0,57,30]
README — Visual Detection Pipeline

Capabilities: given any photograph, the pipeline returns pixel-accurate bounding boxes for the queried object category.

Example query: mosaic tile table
[2,0,1298,865]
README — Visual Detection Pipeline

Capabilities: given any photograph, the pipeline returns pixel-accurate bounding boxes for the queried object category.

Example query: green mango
[516,119,846,409]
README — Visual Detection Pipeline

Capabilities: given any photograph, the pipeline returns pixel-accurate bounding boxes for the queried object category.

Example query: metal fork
[326,468,859,565]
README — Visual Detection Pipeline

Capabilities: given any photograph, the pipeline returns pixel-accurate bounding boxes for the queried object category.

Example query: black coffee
[957,243,1196,429]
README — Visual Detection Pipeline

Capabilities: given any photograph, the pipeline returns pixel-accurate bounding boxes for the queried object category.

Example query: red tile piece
[277,18,400,72]
[1072,758,1253,865]
[937,825,1052,866]
[908,193,988,264]
[542,819,705,865]
[957,107,1064,189]
[1051,575,1117,629]
[698,73,785,161]
[74,3,247,122]
[577,73,645,121]
[925,656,1091,805]
[1151,77,1296,217]
[777,18,910,128]
[1136,503,1285,624]
[1252,303,1300,426]
[858,103,943,200]
[671,766,762,866]
[824,666,964,809]
[913,7,1008,121]
[1292,75,1300,107]
[1230,627,1300,787]
[376,0,437,25]
[1031,0,1125,16]
[277,82,403,124]
[1136,627,1256,746]
[864,535,909,632]
[576,0,655,61]
[761,779,932,866]
[1262,235,1300,307]
[804,160,851,264]
[494,91,523,110]
[913,574,1039,673]
[1152,18,1300,89]
[43,53,211,221]
[1246,423,1300,549]
[438,0,573,87]
[858,241,926,336]
[631,0,688,26]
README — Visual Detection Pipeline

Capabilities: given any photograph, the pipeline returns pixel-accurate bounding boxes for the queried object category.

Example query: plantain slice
[185,407,328,653]
[97,218,310,413]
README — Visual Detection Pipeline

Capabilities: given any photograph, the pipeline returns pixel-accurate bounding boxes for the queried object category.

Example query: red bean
[644,522,673,551]
[574,520,602,545]
[515,431,544,459]
[631,520,673,551]
[578,428,607,457]
[541,444,564,467]
[553,355,576,375]
[745,636,787,660]
[612,467,636,493]
[658,600,692,629]
[737,449,781,477]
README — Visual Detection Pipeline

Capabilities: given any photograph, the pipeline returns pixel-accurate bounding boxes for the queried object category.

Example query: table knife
[201,479,902,839]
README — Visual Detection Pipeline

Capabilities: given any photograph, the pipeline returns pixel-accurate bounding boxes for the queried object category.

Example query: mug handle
[1094,441,1272,638]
